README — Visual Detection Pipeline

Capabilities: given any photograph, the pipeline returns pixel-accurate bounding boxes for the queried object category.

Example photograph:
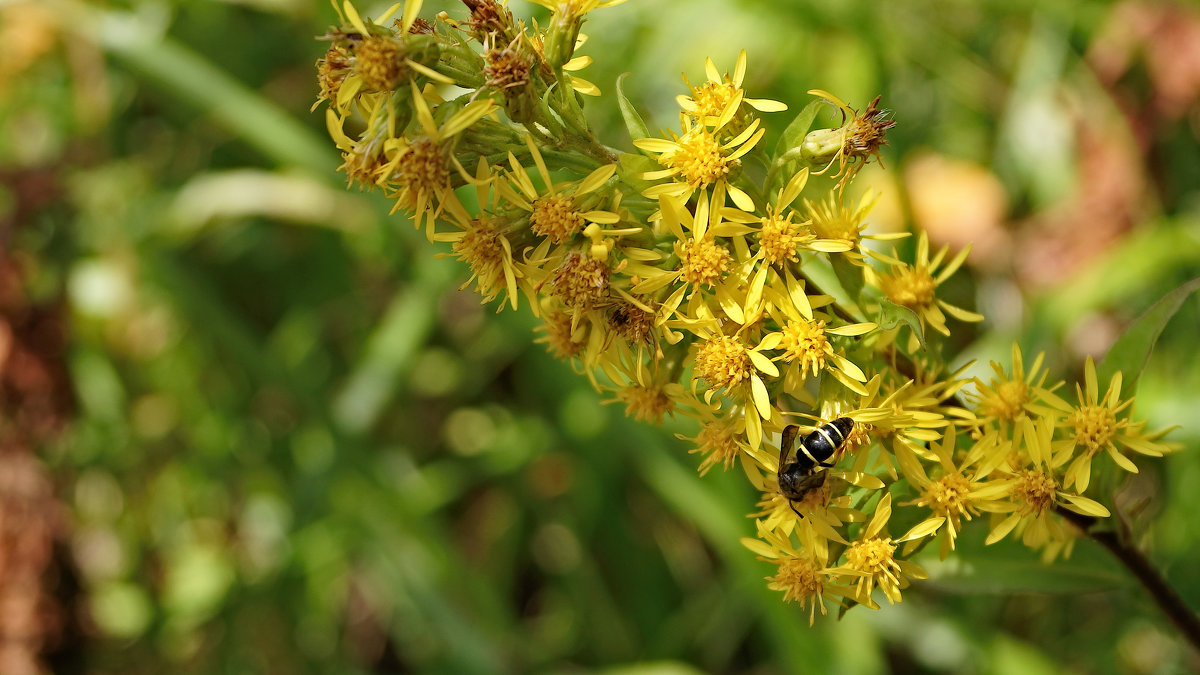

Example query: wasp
[777,417,855,517]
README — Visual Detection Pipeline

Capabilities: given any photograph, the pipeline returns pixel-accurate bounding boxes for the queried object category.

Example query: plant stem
[1055,506,1200,652]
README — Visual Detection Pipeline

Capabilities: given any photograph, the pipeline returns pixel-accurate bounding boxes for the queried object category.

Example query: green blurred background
[3,0,1200,673]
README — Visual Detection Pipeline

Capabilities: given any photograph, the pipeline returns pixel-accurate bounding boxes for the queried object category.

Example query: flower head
[801,91,896,185]
[498,136,621,245]
[743,522,849,625]
[677,50,786,125]
[830,494,932,608]
[872,232,983,338]
[635,114,764,206]
[977,416,1111,561]
[968,343,1072,426]
[1059,357,1180,491]
[900,426,1002,558]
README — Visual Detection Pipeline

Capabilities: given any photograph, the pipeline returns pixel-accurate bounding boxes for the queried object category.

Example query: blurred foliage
[1,0,1199,673]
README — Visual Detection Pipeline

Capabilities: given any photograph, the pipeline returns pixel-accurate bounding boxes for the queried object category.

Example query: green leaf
[85,10,336,172]
[616,152,659,192]
[831,254,865,306]
[797,252,864,321]
[1097,277,1200,391]
[875,299,926,350]
[616,73,651,147]
[774,100,823,159]
[766,101,824,197]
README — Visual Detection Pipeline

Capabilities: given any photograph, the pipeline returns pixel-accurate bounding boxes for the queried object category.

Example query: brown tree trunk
[0,169,81,674]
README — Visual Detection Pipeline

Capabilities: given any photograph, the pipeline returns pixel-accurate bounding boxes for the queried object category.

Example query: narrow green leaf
[616,73,651,146]
[83,9,335,172]
[797,252,863,320]
[774,100,823,159]
[766,101,823,196]
[831,255,865,306]
[1098,277,1200,391]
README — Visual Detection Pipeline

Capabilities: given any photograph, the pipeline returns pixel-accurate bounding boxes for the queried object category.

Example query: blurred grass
[3,0,1200,673]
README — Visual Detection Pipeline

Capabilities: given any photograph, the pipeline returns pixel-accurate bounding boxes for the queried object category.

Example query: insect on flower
[778,417,855,517]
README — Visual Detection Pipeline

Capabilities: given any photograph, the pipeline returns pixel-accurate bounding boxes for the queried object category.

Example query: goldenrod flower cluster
[315,0,1179,620]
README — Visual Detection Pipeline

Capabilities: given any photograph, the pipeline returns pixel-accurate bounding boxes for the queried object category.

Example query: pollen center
[1014,469,1058,515]
[679,238,732,287]
[669,130,734,187]
[618,383,674,425]
[882,266,936,309]
[772,557,824,604]
[355,36,408,92]
[693,421,741,475]
[392,137,448,211]
[531,195,584,243]
[690,81,737,120]
[483,45,531,91]
[695,336,752,391]
[551,253,609,309]
[780,319,829,376]
[759,213,808,265]
[983,380,1029,420]
[539,311,585,359]
[1070,404,1117,455]
[453,216,506,292]
[923,474,973,519]
[846,537,898,576]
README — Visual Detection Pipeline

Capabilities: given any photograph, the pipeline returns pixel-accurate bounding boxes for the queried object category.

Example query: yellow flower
[804,190,907,266]
[685,324,783,448]
[497,136,622,245]
[432,174,524,310]
[330,0,455,106]
[899,426,1003,558]
[373,84,494,235]
[742,521,849,624]
[872,231,983,337]
[677,50,787,124]
[629,191,747,306]
[830,494,934,609]
[684,414,745,476]
[1060,357,1180,492]
[610,378,681,425]
[976,416,1111,561]
[758,277,875,396]
[717,169,854,271]
[535,309,587,359]
[693,334,765,394]
[968,343,1072,426]
[634,112,764,207]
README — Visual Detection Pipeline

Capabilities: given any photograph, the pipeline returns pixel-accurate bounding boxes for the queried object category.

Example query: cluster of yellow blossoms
[315,0,1179,621]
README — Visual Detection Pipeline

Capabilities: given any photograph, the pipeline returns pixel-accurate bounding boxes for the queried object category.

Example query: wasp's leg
[788,501,805,519]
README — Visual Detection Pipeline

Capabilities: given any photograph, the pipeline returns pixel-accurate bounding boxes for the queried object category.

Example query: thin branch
[1055,506,1200,652]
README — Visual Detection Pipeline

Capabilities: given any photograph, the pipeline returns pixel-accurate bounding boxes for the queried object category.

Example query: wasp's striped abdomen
[797,417,854,466]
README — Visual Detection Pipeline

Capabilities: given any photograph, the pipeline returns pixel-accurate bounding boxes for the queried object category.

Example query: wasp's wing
[795,471,828,494]
[779,425,800,470]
